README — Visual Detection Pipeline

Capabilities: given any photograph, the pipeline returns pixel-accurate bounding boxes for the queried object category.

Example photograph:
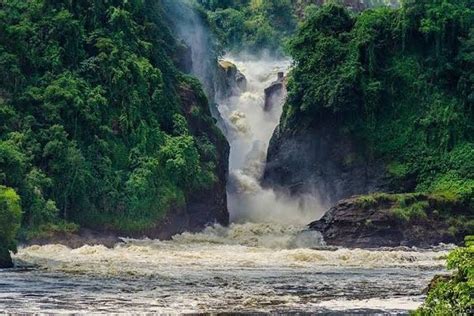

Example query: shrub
[415,236,474,315]
[0,186,22,268]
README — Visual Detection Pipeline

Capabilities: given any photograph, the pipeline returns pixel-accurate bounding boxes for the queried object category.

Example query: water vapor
[217,53,326,225]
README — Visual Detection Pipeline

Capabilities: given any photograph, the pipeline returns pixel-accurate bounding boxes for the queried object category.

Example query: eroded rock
[309,193,472,248]
[264,72,286,111]
[216,60,247,100]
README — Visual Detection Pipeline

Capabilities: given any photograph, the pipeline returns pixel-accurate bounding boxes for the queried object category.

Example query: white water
[217,55,325,224]
[1,57,450,314]
[3,223,450,313]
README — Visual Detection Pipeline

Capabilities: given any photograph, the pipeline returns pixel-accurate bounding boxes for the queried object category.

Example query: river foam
[14,223,448,276]
[5,222,449,314]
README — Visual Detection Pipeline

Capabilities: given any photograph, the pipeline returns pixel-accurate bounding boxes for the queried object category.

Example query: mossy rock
[218,60,237,72]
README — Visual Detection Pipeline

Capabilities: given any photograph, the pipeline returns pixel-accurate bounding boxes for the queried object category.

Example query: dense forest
[278,1,473,312]
[0,0,472,313]
[198,0,399,54]
[0,0,228,261]
[282,0,473,204]
[268,0,474,227]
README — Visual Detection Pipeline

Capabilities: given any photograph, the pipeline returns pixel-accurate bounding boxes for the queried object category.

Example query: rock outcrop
[263,121,389,207]
[178,80,230,232]
[264,72,286,111]
[216,60,247,100]
[309,193,472,248]
[0,246,13,268]
[174,40,193,74]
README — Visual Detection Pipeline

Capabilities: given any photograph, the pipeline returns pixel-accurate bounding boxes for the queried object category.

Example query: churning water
[3,223,450,314]
[0,58,450,314]
[217,56,325,225]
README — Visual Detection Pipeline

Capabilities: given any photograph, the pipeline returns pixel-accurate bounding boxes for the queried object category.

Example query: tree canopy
[0,0,224,236]
[282,0,474,206]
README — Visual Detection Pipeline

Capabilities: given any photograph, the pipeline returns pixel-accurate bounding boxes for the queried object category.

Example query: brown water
[1,223,450,314]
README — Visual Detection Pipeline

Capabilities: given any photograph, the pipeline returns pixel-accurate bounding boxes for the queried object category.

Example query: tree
[0,186,21,268]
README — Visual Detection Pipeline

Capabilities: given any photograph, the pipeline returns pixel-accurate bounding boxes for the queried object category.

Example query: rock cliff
[263,121,389,207]
[216,60,247,100]
[309,193,472,248]
[264,72,286,111]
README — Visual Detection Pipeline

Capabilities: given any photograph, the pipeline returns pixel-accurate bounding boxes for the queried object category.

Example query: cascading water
[0,2,451,313]
[216,56,324,225]
[1,57,451,316]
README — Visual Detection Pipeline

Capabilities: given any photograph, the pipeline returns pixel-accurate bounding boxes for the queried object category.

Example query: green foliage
[0,0,223,236]
[24,221,79,241]
[355,192,472,235]
[200,0,296,54]
[415,236,474,315]
[0,186,22,252]
[283,1,474,210]
[355,194,379,208]
[392,200,428,222]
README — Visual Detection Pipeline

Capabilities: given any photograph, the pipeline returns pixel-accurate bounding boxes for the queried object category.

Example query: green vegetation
[0,186,21,267]
[282,1,474,209]
[197,0,401,55]
[198,0,296,54]
[414,236,474,315]
[0,0,224,238]
[354,192,473,237]
[392,200,429,222]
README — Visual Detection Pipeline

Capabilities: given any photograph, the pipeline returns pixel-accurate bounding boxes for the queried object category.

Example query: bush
[0,186,22,268]
[415,236,474,315]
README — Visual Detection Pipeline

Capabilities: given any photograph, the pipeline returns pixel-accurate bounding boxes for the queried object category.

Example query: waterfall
[162,0,323,225]
[216,55,324,225]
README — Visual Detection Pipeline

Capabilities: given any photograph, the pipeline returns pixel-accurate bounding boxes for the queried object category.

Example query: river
[2,223,449,314]
[1,57,450,314]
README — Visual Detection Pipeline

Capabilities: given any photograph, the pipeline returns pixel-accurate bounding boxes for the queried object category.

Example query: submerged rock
[309,193,473,248]
[25,229,122,249]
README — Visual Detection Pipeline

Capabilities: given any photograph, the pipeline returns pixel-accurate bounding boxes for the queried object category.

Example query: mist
[217,53,327,225]
[161,0,217,100]
[162,1,326,226]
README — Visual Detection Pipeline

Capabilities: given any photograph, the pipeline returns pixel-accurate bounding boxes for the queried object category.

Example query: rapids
[3,223,451,314]
[1,56,451,314]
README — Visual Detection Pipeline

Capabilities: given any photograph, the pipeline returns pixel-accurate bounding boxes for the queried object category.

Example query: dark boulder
[264,72,286,111]
[309,193,472,248]
[0,246,13,268]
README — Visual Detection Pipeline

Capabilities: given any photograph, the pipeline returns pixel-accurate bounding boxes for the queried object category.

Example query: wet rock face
[216,60,247,100]
[263,122,389,207]
[174,40,193,74]
[264,72,286,111]
[309,195,468,248]
[0,246,13,268]
[178,83,230,233]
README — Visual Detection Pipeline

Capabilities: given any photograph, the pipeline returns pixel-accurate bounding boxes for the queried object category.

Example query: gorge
[0,56,454,314]
[0,0,472,314]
